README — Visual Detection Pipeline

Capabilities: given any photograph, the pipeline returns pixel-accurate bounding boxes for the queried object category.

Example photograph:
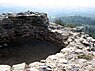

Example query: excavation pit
[0,38,63,65]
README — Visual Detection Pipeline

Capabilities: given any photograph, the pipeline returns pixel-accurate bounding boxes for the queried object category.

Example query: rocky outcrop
[0,11,95,71]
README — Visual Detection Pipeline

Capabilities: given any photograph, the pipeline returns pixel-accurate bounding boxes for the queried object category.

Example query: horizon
[0,6,95,19]
[0,0,95,18]
[0,0,95,8]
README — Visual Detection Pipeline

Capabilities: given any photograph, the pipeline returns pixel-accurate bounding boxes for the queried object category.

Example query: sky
[0,0,95,8]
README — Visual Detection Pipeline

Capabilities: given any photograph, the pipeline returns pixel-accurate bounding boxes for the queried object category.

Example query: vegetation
[54,18,66,26]
[65,23,77,28]
[59,16,95,26]
[83,25,95,38]
[53,16,95,38]
[54,18,77,28]
[77,54,94,60]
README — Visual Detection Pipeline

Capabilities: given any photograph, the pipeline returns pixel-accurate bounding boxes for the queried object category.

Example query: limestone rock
[0,65,11,71]
[12,63,26,71]
[61,48,72,54]
[28,68,39,71]
[82,39,90,45]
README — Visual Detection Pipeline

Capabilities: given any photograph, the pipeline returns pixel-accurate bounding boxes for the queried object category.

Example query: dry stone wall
[0,11,66,48]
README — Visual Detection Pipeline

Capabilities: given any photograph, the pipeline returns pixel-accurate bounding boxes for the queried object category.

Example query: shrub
[65,23,77,28]
[77,54,93,60]
[54,19,66,27]
[54,18,76,28]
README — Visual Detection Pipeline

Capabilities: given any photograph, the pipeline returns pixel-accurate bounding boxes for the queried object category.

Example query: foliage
[54,18,76,28]
[54,18,66,27]
[53,16,95,38]
[59,16,95,26]
[83,25,95,38]
[65,23,77,28]
[77,54,93,60]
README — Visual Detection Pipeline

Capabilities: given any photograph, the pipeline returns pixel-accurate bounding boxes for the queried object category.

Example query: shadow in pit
[0,38,63,65]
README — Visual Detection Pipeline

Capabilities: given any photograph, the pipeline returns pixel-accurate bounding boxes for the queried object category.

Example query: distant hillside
[0,6,95,19]
[59,16,95,25]
[53,16,95,38]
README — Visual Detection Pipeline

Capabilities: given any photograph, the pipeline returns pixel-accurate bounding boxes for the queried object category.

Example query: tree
[54,18,65,27]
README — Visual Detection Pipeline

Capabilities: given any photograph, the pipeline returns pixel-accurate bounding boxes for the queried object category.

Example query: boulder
[12,63,27,71]
[0,65,11,71]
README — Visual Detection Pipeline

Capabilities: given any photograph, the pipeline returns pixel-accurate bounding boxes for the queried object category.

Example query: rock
[67,38,73,42]
[29,62,45,67]
[58,59,68,64]
[87,37,95,42]
[29,62,52,71]
[39,65,52,71]
[67,64,80,71]
[46,55,58,62]
[40,60,46,63]
[55,53,65,59]
[45,55,58,68]
[61,48,72,54]
[77,59,87,64]
[75,49,84,54]
[90,59,95,68]
[0,65,11,71]
[28,68,39,71]
[82,39,90,46]
[54,67,66,71]
[89,68,95,71]
[84,70,89,71]
[12,63,27,71]
[73,26,84,32]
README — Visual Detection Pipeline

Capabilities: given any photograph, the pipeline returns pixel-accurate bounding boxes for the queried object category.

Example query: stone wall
[0,11,66,47]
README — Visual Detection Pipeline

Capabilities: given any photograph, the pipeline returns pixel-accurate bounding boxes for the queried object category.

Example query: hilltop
[0,11,95,71]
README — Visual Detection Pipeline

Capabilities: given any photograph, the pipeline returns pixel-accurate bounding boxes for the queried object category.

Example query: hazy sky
[0,0,95,8]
